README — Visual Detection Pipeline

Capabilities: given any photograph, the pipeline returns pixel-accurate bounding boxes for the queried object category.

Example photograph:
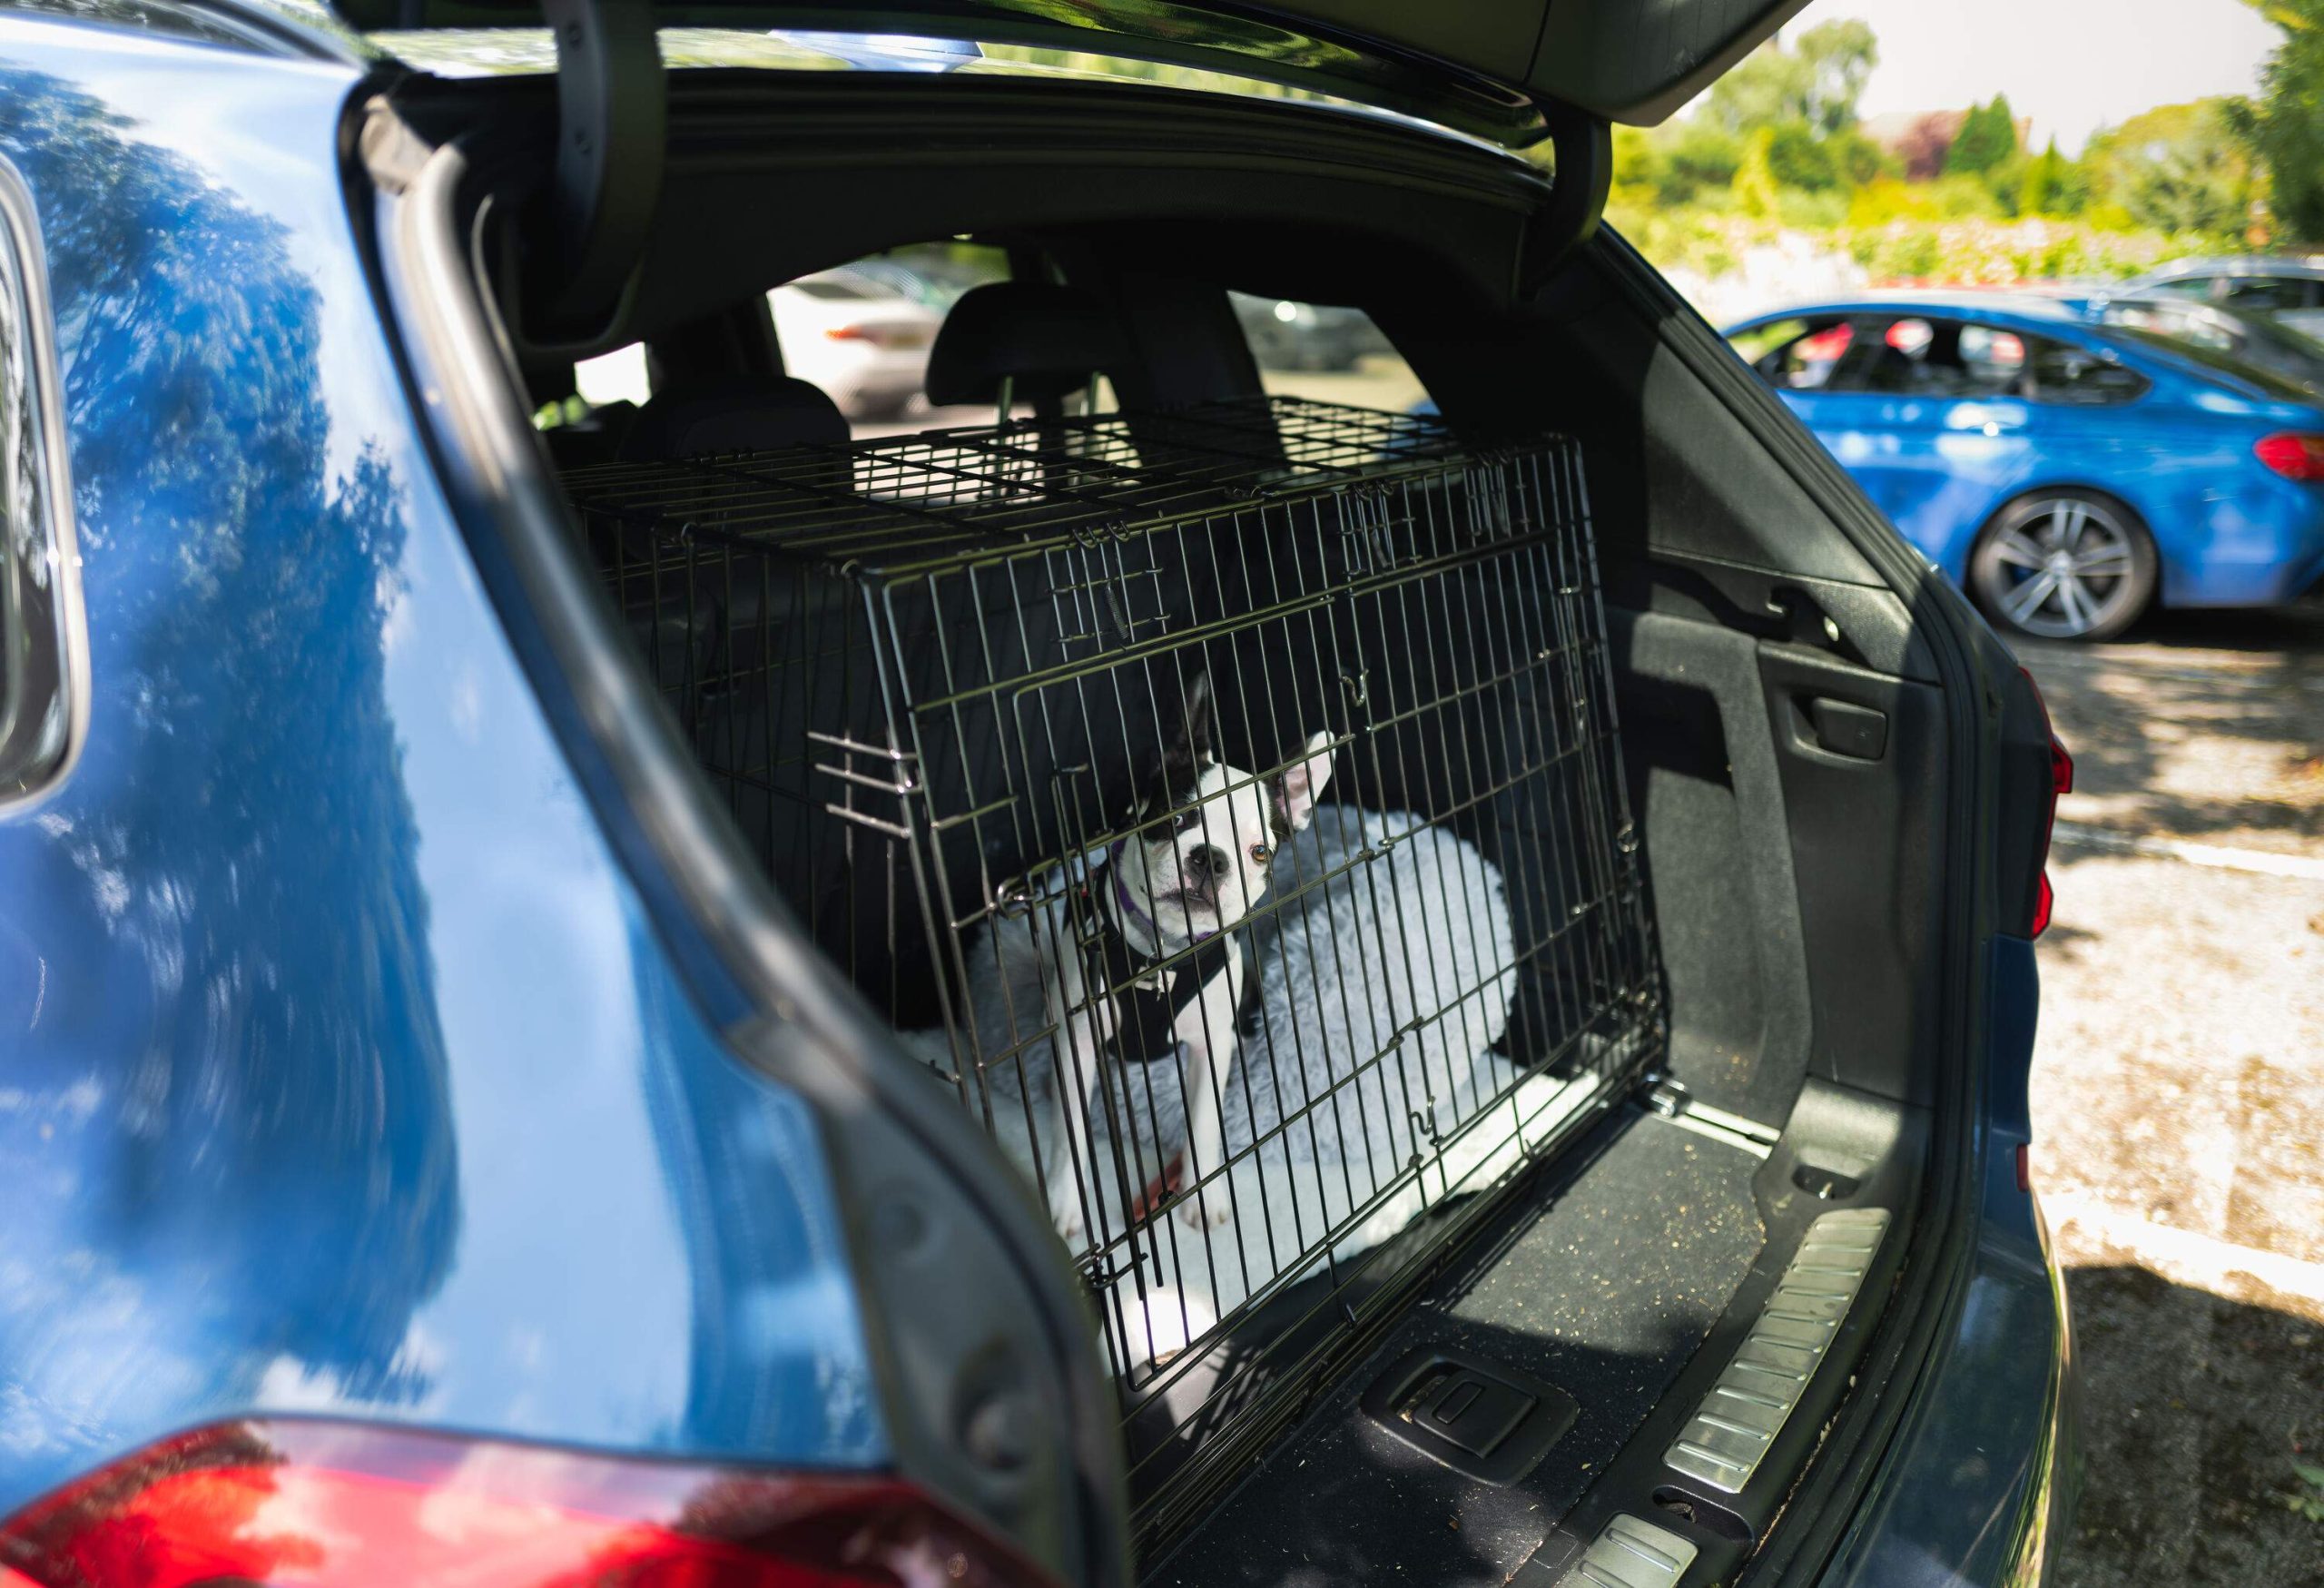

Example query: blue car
[0,4,2076,1586]
[1727,291,2324,640]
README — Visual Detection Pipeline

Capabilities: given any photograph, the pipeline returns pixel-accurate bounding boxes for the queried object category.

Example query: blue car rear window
[2107,325,2316,403]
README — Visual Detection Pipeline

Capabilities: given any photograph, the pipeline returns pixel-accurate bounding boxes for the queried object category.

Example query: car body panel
[1728,296,2324,608]
[0,21,883,1517]
[1817,937,2078,1588]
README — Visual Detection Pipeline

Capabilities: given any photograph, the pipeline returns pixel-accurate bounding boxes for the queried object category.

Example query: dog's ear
[1272,730,1335,835]
[1160,669,1216,794]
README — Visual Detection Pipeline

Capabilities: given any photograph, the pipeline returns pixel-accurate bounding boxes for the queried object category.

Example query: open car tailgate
[323,0,1811,128]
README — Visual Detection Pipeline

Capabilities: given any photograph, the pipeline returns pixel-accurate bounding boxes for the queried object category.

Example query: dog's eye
[1249,843,1273,866]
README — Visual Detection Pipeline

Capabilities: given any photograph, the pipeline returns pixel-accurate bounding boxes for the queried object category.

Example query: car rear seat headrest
[620,374,849,459]
[924,282,1130,408]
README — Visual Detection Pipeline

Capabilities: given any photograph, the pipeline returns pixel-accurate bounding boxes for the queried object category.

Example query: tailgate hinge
[532,0,664,340]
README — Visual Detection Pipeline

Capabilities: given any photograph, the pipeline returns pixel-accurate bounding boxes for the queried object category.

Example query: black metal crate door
[559,397,1662,1548]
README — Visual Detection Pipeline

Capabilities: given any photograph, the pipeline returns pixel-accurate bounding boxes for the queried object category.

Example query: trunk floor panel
[1146,1109,1766,1587]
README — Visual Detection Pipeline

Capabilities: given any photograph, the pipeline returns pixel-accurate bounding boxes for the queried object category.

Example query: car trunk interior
[378,63,1957,1588]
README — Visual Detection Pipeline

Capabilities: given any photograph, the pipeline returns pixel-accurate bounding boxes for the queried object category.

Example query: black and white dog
[947,672,1335,1240]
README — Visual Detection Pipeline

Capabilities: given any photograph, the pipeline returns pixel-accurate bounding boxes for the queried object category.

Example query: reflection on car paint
[0,29,881,1517]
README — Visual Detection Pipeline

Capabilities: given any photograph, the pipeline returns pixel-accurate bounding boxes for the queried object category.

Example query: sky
[1793,0,2282,153]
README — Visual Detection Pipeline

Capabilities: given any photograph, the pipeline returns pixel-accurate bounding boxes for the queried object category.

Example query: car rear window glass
[1231,293,1424,409]
[2108,324,2316,403]
[2221,277,2311,312]
[2024,338,2152,406]
[2094,301,2324,390]
[572,341,648,409]
[1834,316,2024,398]
[1958,324,2027,390]
[1732,318,1853,390]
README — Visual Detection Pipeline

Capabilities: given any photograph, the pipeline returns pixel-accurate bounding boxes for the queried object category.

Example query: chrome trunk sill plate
[1662,1206,1891,1494]
[1554,1514,1699,1588]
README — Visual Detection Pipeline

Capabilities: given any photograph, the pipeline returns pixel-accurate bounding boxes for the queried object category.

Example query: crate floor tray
[557,395,1661,1544]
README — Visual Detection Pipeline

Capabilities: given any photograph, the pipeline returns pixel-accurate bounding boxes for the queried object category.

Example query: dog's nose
[1186,843,1230,882]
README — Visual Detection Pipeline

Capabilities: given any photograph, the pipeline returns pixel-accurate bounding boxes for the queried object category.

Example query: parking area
[2021,604,2324,1584]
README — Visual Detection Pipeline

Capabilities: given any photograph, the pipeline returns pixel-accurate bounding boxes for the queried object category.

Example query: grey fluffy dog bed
[908,809,1596,1365]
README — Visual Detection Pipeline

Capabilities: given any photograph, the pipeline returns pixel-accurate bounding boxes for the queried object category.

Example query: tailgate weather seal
[1662,1207,1891,1494]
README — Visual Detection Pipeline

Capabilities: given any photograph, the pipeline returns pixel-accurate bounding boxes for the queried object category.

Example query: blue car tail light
[2254,431,2324,481]
[0,1422,1052,1588]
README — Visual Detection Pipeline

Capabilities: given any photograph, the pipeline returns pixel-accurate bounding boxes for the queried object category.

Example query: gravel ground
[2018,603,2324,1587]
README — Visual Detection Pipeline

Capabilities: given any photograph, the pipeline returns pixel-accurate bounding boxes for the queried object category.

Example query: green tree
[2015,139,2069,216]
[1610,123,1662,192]
[1707,20,1877,134]
[1732,125,1784,217]
[2086,101,2254,236]
[2223,0,2324,241]
[1945,94,2018,175]
[1795,19,1881,134]
[1664,121,1745,195]
[1766,120,1840,190]
[1827,126,1901,186]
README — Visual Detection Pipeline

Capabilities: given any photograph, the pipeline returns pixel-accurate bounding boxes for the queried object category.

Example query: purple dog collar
[1106,838,1216,943]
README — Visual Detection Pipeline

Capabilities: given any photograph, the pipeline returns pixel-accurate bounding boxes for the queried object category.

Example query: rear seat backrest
[619,373,850,459]
[923,281,1130,409]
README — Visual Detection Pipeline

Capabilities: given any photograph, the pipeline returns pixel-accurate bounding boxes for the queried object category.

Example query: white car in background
[769,270,940,419]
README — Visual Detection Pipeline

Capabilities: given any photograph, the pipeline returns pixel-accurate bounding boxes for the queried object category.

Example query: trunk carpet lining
[1147,1108,1766,1587]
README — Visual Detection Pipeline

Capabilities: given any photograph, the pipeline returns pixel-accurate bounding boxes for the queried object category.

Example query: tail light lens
[2254,431,2324,481]
[0,1422,1050,1588]
[823,324,912,349]
[2020,666,2073,938]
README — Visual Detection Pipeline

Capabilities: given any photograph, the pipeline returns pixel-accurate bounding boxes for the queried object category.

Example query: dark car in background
[0,4,2077,1587]
[2090,254,2324,340]
[1728,291,2324,641]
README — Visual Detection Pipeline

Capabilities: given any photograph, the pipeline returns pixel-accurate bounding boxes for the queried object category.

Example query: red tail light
[2254,431,2324,481]
[2021,667,2073,938]
[0,1423,1051,1588]
[824,323,878,343]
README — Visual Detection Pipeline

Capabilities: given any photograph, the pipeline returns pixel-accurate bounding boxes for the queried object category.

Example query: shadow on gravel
[2119,603,2324,656]
[2056,1265,2324,1588]
[2014,602,2324,851]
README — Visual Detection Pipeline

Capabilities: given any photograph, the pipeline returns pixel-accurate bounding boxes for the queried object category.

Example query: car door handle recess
[1800,695,1887,761]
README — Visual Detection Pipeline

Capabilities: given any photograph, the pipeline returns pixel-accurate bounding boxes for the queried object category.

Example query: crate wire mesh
[558,395,1661,1534]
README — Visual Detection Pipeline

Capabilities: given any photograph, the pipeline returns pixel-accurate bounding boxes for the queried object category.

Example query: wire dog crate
[558,395,1661,1541]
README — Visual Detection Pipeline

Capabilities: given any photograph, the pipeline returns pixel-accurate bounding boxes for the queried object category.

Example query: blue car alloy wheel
[1968,489,2158,641]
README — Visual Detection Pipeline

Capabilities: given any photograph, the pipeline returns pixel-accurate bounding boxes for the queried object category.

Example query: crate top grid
[557,396,1497,575]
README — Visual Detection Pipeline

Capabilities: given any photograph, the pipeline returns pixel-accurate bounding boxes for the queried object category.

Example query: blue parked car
[0,4,2077,1586]
[1726,291,2324,640]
